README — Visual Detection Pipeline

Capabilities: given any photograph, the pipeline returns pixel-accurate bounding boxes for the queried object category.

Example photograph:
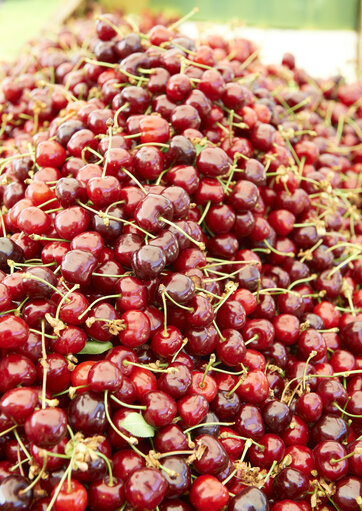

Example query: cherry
[25,407,67,448]
[36,353,70,393]
[295,392,323,422]
[313,440,349,481]
[249,433,285,468]
[143,390,177,427]
[68,391,107,435]
[236,370,269,404]
[0,314,29,350]
[211,390,240,421]
[216,329,246,367]
[118,309,150,348]
[61,249,98,286]
[125,468,168,511]
[0,475,33,510]
[130,367,157,402]
[55,206,90,239]
[88,360,123,392]
[285,445,314,475]
[228,487,269,511]
[51,479,88,511]
[0,386,38,424]
[334,476,362,511]
[158,362,192,399]
[132,244,166,280]
[273,468,309,500]
[235,404,265,440]
[0,353,36,393]
[262,400,292,434]
[178,394,209,427]
[282,415,309,446]
[36,140,66,168]
[192,434,228,475]
[190,474,229,511]
[88,477,125,511]
[311,414,349,444]
[154,424,189,453]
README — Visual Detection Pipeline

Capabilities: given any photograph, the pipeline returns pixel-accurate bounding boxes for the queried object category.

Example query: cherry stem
[168,7,199,29]
[171,338,188,363]
[55,284,80,320]
[110,395,146,410]
[0,424,17,437]
[201,353,216,387]
[97,452,114,486]
[330,448,362,464]
[222,467,238,486]
[22,272,68,300]
[195,287,222,300]
[104,390,138,446]
[159,217,205,250]
[245,334,259,345]
[163,290,194,311]
[212,320,226,342]
[20,456,48,494]
[198,200,211,225]
[260,460,278,488]
[214,282,238,312]
[40,320,47,410]
[161,290,168,337]
[332,401,362,418]
[29,328,57,339]
[327,253,360,279]
[13,429,31,461]
[45,462,73,511]
[158,450,194,458]
[183,421,235,434]
[264,239,295,258]
[219,432,264,449]
[238,438,253,463]
[119,166,147,194]
[123,360,170,373]
[78,294,121,321]
[211,366,247,376]
[288,274,317,289]
[227,366,248,396]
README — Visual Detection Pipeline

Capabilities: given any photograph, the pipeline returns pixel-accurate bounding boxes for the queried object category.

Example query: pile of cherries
[0,8,361,511]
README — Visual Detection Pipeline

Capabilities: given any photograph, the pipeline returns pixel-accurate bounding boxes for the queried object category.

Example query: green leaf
[77,340,113,355]
[119,412,155,438]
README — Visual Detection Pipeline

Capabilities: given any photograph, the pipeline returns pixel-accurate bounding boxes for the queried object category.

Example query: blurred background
[0,0,361,81]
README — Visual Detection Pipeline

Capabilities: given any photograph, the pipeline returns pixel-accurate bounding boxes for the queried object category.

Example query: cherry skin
[334,476,362,511]
[178,394,209,427]
[273,467,309,500]
[190,475,229,511]
[285,445,314,475]
[192,434,229,475]
[0,475,33,511]
[143,390,177,427]
[0,315,29,349]
[313,441,349,481]
[51,479,88,511]
[124,468,168,511]
[88,360,123,392]
[228,487,269,511]
[88,477,125,511]
[25,407,67,448]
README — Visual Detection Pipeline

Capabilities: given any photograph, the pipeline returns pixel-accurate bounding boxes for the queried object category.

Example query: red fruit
[190,475,229,511]
[51,480,88,511]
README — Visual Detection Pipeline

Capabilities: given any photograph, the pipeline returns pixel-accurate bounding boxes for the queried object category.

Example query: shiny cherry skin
[190,474,229,511]
[124,468,168,511]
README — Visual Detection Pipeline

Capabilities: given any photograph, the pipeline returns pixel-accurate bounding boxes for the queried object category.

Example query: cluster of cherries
[0,7,361,511]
